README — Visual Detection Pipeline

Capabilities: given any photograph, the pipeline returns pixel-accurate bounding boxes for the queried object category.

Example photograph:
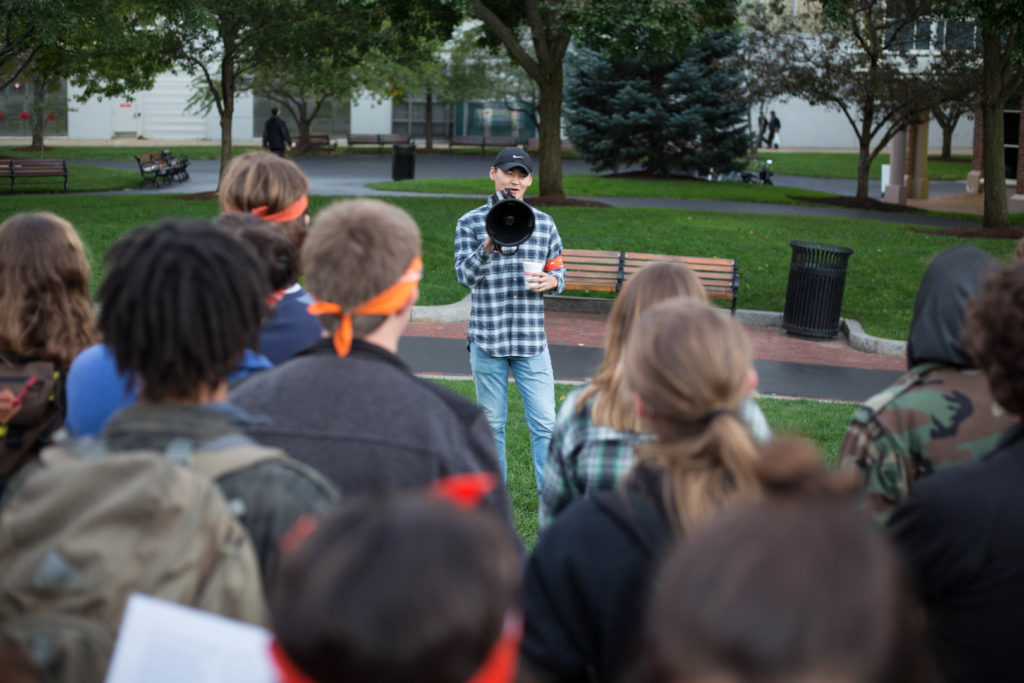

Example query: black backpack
[0,354,62,488]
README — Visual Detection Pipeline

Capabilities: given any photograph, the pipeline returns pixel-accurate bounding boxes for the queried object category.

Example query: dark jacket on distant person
[229,338,515,528]
[262,114,292,151]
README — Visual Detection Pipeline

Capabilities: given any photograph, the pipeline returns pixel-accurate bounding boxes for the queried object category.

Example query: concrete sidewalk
[402,307,905,402]
[80,153,997,227]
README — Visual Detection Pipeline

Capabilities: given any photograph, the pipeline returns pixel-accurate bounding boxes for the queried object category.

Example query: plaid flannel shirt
[539,385,774,530]
[455,197,565,358]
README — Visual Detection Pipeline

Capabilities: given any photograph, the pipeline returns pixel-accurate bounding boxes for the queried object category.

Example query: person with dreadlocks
[219,152,322,365]
[230,199,515,529]
[71,219,337,585]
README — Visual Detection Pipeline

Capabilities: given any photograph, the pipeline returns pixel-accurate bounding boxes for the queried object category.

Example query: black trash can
[392,143,416,181]
[782,241,854,338]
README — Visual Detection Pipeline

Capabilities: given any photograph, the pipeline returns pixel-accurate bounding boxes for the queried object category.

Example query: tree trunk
[218,57,235,187]
[941,125,953,159]
[856,140,872,201]
[981,28,1008,229]
[425,90,434,152]
[536,69,564,198]
[29,76,46,151]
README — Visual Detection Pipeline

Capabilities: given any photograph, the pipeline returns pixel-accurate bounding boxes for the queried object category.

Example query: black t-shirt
[520,465,672,683]
[888,422,1024,683]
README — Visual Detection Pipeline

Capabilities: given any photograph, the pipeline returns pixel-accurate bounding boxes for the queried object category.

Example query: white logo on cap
[512,155,524,159]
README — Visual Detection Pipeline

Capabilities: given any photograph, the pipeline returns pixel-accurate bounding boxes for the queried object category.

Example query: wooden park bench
[560,248,739,314]
[346,133,410,152]
[293,133,337,153]
[448,135,518,154]
[0,159,68,193]
[135,151,189,188]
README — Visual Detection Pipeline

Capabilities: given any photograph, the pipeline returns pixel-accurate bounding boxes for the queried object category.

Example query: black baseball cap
[492,147,532,175]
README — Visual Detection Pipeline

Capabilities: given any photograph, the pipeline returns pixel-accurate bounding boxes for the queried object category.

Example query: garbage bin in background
[782,241,854,338]
[392,143,416,181]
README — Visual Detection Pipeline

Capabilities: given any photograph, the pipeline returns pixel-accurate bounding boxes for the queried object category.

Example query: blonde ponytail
[624,299,761,532]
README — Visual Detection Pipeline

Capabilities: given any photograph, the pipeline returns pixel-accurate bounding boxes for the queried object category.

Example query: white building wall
[756,98,974,150]
[67,85,115,139]
[63,73,260,142]
[350,97,393,135]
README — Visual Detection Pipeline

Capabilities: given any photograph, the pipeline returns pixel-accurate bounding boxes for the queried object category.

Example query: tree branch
[469,0,541,82]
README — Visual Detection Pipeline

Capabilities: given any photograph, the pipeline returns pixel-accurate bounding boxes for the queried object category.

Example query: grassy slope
[0,194,1014,340]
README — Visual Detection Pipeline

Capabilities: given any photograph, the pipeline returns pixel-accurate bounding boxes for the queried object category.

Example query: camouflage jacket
[838,362,1018,524]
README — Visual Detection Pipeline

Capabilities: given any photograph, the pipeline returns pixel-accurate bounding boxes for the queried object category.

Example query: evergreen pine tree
[565,30,749,177]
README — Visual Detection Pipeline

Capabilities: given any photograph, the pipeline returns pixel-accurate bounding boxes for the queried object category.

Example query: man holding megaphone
[455,148,566,494]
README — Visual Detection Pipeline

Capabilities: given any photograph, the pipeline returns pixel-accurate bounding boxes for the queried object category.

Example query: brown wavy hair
[0,212,97,368]
[963,260,1024,416]
[624,298,760,531]
[581,261,706,431]
[219,152,310,263]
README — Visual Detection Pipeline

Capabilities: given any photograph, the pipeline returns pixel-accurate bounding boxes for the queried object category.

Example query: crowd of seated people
[2,152,1023,683]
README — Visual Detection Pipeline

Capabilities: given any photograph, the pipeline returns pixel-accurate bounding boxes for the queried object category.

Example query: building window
[392,97,453,138]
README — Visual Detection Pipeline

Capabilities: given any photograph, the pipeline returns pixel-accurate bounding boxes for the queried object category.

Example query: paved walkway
[85,153,990,227]
[401,310,905,403]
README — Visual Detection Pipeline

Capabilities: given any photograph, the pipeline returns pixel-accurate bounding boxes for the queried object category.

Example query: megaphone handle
[500,245,518,256]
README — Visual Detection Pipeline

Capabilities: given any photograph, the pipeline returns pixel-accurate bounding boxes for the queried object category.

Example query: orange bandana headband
[227,195,309,223]
[308,256,423,357]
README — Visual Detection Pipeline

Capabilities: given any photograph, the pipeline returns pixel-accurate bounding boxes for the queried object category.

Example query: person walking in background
[768,110,781,149]
[262,107,294,156]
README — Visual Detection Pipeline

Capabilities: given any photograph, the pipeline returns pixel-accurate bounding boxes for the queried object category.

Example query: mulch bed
[175,191,218,201]
[911,227,1024,240]
[794,195,926,213]
[9,146,59,153]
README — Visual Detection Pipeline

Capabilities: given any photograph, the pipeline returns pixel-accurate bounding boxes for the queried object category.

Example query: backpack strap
[190,434,285,481]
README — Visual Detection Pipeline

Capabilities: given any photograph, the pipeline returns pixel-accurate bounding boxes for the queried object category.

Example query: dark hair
[639,497,932,683]
[271,496,520,683]
[963,261,1024,415]
[215,212,298,291]
[98,220,267,402]
[0,212,98,368]
[271,106,280,116]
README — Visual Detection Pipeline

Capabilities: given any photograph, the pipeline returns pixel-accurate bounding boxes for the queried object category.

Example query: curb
[411,298,907,357]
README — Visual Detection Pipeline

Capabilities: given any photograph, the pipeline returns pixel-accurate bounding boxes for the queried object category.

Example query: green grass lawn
[432,377,857,547]
[0,145,261,162]
[368,174,838,206]
[755,151,972,181]
[0,193,1015,340]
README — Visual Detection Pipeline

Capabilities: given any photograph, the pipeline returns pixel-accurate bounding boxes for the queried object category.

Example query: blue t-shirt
[65,344,272,437]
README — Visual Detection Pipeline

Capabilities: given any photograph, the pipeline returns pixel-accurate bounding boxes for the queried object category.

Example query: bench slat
[561,247,738,314]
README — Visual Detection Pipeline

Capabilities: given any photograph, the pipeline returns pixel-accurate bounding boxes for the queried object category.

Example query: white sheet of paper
[104,593,277,683]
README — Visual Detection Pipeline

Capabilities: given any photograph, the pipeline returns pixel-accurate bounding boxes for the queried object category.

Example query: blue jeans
[469,342,555,490]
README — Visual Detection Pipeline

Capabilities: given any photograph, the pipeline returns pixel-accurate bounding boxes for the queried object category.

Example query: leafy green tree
[468,0,734,198]
[939,0,1024,229]
[1,0,164,149]
[159,0,459,176]
[761,0,936,201]
[564,30,750,178]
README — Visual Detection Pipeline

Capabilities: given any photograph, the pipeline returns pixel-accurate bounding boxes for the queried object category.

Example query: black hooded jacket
[905,244,999,369]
